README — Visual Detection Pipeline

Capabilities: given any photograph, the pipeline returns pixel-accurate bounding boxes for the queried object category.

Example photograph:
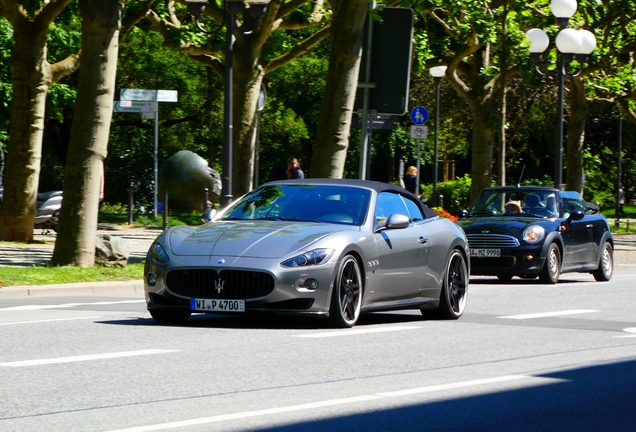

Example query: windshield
[469,189,558,218]
[221,184,371,226]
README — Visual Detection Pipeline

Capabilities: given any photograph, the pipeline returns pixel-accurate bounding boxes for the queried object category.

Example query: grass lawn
[0,264,144,287]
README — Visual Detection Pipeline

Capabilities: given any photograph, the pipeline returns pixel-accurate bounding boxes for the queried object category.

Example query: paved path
[0,225,163,267]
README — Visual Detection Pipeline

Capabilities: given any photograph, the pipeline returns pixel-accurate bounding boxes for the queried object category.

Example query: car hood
[166,221,343,258]
[457,216,546,237]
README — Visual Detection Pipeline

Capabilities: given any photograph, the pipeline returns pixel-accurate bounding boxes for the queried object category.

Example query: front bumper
[469,245,546,277]
[144,255,339,316]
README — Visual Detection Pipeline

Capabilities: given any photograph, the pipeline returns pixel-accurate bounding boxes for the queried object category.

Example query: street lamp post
[525,0,596,189]
[188,0,270,208]
[429,65,447,207]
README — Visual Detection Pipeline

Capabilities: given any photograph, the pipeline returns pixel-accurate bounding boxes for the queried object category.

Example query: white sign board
[120,89,178,102]
[114,101,157,113]
[410,125,428,140]
[157,90,178,102]
[120,89,157,101]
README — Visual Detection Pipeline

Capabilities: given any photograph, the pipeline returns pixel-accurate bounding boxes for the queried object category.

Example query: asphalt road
[1,267,636,431]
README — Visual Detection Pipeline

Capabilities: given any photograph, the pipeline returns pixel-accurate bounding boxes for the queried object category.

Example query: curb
[0,280,144,299]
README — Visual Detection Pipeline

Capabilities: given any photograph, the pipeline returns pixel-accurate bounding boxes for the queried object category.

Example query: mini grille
[166,269,275,300]
[467,234,520,249]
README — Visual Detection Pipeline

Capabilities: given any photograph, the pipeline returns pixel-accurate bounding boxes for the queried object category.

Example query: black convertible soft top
[269,178,438,219]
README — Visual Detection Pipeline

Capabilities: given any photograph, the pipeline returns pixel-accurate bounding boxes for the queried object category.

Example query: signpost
[116,89,178,218]
[410,106,429,192]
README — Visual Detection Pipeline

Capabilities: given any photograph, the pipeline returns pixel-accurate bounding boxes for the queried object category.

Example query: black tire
[329,255,363,328]
[149,308,191,324]
[426,249,468,320]
[539,243,561,284]
[592,242,613,282]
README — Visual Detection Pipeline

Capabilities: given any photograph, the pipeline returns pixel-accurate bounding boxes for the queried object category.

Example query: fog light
[523,254,535,263]
[306,279,319,290]
[147,273,157,286]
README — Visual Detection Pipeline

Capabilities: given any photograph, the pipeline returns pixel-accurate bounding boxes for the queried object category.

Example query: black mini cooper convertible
[456,186,613,284]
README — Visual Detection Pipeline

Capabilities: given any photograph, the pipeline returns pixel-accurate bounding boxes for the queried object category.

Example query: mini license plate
[470,248,501,258]
[190,298,245,313]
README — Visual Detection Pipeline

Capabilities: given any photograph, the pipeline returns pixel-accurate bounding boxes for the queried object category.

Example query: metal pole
[153,107,159,218]
[359,4,375,180]
[433,77,441,206]
[617,113,622,223]
[416,139,421,195]
[555,53,565,189]
[128,184,134,225]
[221,10,234,208]
[162,188,168,231]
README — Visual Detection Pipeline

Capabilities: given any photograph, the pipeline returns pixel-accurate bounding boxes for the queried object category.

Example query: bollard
[128,184,134,225]
[615,219,620,233]
[627,220,630,233]
[203,188,209,210]
[162,188,169,231]
[438,195,444,209]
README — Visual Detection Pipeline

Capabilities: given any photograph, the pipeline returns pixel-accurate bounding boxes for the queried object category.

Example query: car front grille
[165,269,275,300]
[467,234,520,249]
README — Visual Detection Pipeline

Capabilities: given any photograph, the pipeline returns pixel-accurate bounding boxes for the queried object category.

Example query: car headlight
[523,225,545,244]
[148,243,170,264]
[280,248,334,268]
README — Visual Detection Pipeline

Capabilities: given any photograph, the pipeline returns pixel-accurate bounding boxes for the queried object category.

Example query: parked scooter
[0,182,63,232]
[34,190,63,232]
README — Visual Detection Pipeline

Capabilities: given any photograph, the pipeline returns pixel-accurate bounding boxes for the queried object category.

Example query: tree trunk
[0,21,50,242]
[310,0,368,178]
[566,77,587,195]
[0,0,76,242]
[50,0,122,267]
[469,108,494,202]
[232,40,265,197]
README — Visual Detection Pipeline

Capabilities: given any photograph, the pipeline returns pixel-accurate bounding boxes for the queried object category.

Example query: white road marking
[0,316,101,325]
[613,328,636,338]
[293,325,420,338]
[103,375,535,432]
[0,300,144,311]
[498,309,598,320]
[0,349,179,367]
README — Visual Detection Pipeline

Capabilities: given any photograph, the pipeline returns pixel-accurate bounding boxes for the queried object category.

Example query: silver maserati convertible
[144,179,470,327]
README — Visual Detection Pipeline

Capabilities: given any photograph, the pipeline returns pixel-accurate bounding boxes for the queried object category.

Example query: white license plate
[470,248,501,258]
[190,298,245,312]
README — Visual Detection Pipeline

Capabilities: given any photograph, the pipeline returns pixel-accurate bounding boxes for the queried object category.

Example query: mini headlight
[280,248,334,268]
[523,225,545,244]
[148,243,170,264]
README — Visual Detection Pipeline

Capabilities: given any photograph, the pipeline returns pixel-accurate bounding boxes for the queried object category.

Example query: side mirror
[567,210,585,221]
[385,213,410,229]
[455,209,468,219]
[201,208,217,223]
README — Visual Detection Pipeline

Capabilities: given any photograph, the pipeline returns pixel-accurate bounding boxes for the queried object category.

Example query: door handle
[418,236,428,244]
[586,224,593,229]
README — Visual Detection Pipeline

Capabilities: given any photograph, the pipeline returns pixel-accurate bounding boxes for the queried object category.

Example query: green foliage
[421,174,472,211]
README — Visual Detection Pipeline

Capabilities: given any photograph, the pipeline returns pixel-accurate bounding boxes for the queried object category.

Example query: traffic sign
[113,101,157,113]
[410,125,428,140]
[411,106,429,125]
[120,89,178,102]
[157,90,178,102]
[120,89,157,101]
